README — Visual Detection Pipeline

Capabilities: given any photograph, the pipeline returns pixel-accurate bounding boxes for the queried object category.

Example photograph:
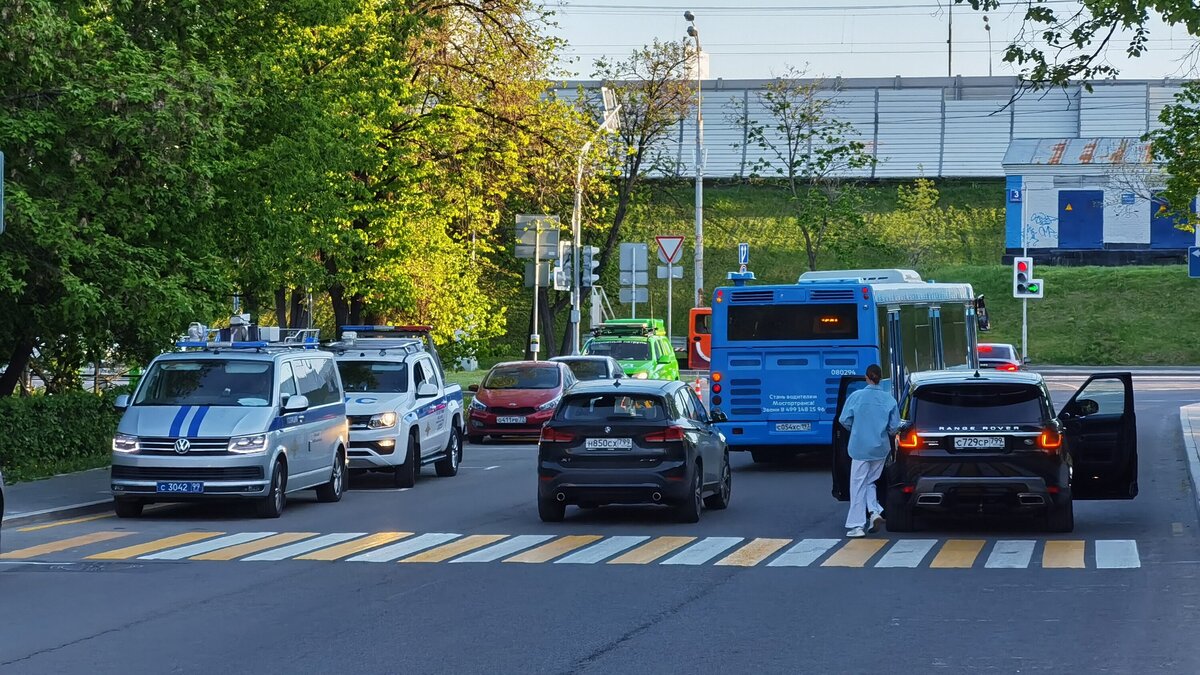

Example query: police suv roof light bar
[175,319,321,351]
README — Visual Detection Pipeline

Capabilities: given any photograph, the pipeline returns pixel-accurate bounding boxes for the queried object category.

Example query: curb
[2,499,113,528]
[1180,404,1200,520]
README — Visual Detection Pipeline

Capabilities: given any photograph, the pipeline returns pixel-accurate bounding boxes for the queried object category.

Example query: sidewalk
[1181,404,1200,518]
[2,468,112,526]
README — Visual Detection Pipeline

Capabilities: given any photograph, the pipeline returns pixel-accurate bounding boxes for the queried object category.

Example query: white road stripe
[985,540,1036,569]
[767,539,840,567]
[243,533,367,561]
[1095,539,1141,569]
[140,532,276,560]
[555,536,650,564]
[347,533,461,562]
[660,537,744,566]
[450,535,555,563]
[875,539,938,568]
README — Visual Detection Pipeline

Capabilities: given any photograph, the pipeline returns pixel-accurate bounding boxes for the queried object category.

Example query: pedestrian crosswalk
[0,529,1146,570]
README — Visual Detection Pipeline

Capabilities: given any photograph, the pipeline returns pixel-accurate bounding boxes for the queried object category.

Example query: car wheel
[468,434,485,445]
[256,460,286,519]
[393,433,418,488]
[316,450,346,503]
[884,488,915,532]
[435,425,462,478]
[538,495,566,523]
[1046,494,1075,533]
[703,453,732,510]
[675,463,703,523]
[113,498,144,519]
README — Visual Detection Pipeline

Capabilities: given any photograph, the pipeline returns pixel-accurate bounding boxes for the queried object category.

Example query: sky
[547,0,1199,81]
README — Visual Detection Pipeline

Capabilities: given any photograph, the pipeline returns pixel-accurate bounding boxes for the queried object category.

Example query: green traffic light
[1027,283,1039,293]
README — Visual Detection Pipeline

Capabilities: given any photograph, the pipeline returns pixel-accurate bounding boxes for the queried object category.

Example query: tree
[873,178,1004,268]
[1149,82,1200,232]
[732,68,875,271]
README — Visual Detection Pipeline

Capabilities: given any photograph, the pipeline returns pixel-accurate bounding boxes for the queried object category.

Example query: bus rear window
[726,304,858,341]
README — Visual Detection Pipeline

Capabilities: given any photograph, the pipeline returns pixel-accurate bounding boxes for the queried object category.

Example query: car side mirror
[1072,398,1100,416]
[710,410,728,423]
[114,394,130,410]
[282,394,310,413]
[417,382,438,399]
[468,384,479,392]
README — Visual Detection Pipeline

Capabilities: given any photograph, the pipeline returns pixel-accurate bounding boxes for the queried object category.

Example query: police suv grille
[112,466,264,481]
[730,290,774,303]
[138,437,231,455]
[489,406,536,415]
[810,289,856,301]
[348,415,372,431]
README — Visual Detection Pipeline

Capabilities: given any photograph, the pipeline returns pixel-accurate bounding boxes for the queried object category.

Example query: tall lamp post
[685,11,705,307]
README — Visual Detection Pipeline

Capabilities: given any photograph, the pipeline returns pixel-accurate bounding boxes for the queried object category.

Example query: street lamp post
[685,11,705,307]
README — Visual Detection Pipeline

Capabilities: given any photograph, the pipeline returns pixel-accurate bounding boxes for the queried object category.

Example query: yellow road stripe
[399,535,509,563]
[18,513,114,532]
[608,536,697,564]
[296,532,411,561]
[0,531,131,559]
[930,539,986,568]
[821,539,887,567]
[191,532,319,561]
[1042,540,1086,569]
[504,535,603,563]
[715,538,792,567]
[86,532,224,560]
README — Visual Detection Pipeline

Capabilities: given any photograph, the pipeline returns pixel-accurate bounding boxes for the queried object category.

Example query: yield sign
[656,235,684,264]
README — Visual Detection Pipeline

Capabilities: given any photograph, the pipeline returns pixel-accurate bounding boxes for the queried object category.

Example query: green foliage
[0,391,121,483]
[1150,81,1200,232]
[871,178,1004,268]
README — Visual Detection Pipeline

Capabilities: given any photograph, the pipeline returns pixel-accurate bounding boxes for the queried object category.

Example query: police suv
[330,326,464,488]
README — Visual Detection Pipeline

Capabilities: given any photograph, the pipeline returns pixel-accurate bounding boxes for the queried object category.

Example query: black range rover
[833,370,1138,533]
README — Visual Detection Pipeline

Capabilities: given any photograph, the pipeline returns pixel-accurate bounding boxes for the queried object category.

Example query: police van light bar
[175,340,270,349]
[340,325,433,333]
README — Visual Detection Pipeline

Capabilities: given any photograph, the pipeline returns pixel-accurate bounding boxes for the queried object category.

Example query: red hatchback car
[467,361,576,443]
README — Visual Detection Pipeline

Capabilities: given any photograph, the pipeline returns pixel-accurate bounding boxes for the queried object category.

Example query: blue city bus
[708,269,986,462]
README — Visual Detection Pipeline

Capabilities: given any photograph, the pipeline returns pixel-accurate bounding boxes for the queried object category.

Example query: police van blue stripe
[169,406,192,437]
[187,406,211,437]
[267,404,347,432]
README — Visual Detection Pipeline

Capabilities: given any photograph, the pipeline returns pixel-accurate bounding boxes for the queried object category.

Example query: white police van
[110,320,348,518]
[330,326,464,488]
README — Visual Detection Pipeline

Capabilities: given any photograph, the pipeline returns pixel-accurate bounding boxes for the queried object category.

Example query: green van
[581,319,680,381]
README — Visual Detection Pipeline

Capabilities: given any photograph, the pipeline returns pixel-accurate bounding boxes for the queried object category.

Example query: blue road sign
[1190,247,1200,279]
[1008,188,1022,203]
[737,242,749,266]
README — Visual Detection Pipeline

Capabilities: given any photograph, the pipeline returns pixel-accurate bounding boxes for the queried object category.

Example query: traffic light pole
[1021,203,1028,364]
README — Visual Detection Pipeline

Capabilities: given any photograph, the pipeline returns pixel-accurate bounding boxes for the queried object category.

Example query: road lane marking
[1095,540,1140,569]
[297,532,411,561]
[87,532,224,560]
[984,540,1036,569]
[875,539,937,568]
[141,533,277,560]
[0,531,131,559]
[716,538,791,566]
[504,535,603,563]
[451,535,555,563]
[17,513,114,532]
[348,533,461,562]
[192,533,319,561]
[400,535,510,563]
[244,533,368,561]
[930,540,986,568]
[1042,540,1085,568]
[608,536,696,564]
[555,536,650,564]
[767,539,840,567]
[821,539,886,567]
[660,537,744,566]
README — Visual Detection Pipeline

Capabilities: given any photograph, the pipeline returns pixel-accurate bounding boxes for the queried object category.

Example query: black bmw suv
[833,370,1138,533]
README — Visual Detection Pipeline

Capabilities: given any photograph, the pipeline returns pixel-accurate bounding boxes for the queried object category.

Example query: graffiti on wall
[1023,212,1059,246]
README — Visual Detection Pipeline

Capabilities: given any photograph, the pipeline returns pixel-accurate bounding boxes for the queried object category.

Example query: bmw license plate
[775,423,812,432]
[496,416,526,424]
[954,436,1005,450]
[586,437,633,450]
[156,481,204,494]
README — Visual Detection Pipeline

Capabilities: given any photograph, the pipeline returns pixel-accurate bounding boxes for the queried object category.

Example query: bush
[0,391,121,483]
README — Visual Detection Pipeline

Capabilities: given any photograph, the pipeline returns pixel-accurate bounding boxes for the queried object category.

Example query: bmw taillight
[897,430,922,451]
[540,427,575,443]
[1038,428,1062,451]
[644,426,686,443]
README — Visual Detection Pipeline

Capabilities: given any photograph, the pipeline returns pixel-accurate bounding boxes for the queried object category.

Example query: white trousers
[845,458,885,529]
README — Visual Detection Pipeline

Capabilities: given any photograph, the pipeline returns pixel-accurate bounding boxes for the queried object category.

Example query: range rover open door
[1057,372,1138,500]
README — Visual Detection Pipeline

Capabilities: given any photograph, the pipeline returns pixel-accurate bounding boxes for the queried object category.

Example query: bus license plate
[586,438,633,450]
[156,481,204,494]
[496,416,526,424]
[775,423,811,432]
[954,436,1005,450]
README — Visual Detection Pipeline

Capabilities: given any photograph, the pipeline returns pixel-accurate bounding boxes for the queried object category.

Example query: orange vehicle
[687,307,712,370]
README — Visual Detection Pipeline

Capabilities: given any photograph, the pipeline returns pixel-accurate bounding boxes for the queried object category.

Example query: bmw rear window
[910,384,1049,427]
[557,394,667,422]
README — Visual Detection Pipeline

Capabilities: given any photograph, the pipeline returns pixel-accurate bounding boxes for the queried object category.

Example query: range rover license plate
[954,436,1005,450]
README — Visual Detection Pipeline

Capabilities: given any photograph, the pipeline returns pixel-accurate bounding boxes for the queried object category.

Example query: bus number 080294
[830,369,857,376]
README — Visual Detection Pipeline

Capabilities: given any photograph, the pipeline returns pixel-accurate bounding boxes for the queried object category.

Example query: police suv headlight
[368,412,398,429]
[469,398,487,411]
[112,433,140,454]
[228,434,269,455]
[632,371,649,379]
[537,397,561,411]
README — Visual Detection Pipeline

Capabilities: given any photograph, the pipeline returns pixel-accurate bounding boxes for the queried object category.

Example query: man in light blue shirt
[838,364,900,538]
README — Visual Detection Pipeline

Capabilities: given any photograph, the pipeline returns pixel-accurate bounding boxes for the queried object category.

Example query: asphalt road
[3,376,1200,674]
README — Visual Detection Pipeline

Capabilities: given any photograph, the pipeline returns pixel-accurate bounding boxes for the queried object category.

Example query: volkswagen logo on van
[174,438,191,455]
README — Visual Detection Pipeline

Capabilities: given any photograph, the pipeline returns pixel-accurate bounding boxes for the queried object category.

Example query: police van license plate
[496,416,526,424]
[156,481,204,494]
[586,438,633,450]
[954,436,1005,450]
[775,423,812,432]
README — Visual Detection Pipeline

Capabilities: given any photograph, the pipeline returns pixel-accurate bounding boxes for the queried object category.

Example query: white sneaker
[846,526,866,538]
[868,511,885,533]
